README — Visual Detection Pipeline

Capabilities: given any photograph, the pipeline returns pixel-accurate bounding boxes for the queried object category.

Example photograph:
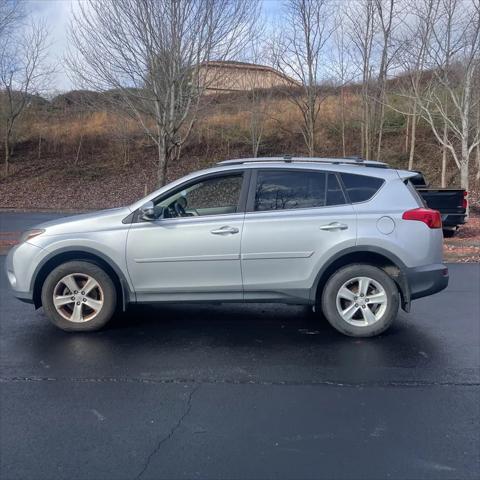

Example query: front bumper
[406,263,449,300]
[5,242,44,303]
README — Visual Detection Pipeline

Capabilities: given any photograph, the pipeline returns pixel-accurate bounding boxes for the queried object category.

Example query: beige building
[199,61,298,93]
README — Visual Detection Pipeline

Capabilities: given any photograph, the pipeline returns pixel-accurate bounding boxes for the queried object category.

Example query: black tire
[321,264,399,337]
[443,228,456,238]
[41,260,117,332]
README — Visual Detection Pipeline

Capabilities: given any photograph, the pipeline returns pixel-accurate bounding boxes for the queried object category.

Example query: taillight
[462,191,468,210]
[402,208,442,229]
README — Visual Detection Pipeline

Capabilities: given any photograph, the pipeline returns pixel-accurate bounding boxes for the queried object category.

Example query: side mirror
[139,202,164,221]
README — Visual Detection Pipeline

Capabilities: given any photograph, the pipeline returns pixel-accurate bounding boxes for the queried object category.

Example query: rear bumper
[406,264,449,300]
[442,213,467,228]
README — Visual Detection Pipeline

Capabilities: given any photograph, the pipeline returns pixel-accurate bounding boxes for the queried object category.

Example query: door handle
[319,222,348,231]
[210,226,239,235]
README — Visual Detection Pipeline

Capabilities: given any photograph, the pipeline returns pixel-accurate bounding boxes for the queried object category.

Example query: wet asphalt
[0,212,479,480]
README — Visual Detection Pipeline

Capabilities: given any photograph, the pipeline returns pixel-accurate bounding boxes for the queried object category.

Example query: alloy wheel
[52,273,104,322]
[335,276,388,327]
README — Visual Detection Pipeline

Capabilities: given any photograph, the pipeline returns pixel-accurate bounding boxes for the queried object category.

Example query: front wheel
[321,264,399,337]
[41,261,117,332]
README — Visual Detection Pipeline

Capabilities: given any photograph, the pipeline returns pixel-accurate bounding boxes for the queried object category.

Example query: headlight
[20,229,45,243]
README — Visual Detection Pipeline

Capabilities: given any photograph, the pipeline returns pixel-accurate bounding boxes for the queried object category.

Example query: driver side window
[158,174,243,218]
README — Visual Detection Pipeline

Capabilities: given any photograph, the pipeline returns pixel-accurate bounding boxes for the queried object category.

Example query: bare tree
[0,0,22,36]
[330,15,356,157]
[240,40,274,157]
[68,0,258,187]
[346,0,377,159]
[372,0,401,160]
[412,0,480,190]
[0,18,53,175]
[476,67,480,182]
[270,0,335,157]
[399,0,440,171]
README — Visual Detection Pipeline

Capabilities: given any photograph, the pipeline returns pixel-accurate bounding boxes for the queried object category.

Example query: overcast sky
[29,0,283,93]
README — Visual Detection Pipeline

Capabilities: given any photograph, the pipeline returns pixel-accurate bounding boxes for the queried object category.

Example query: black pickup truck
[410,172,467,237]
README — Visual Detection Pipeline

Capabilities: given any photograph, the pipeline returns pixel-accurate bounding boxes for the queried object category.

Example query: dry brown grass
[1,89,478,212]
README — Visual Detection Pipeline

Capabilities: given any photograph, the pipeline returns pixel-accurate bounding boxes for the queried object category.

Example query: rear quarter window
[340,173,384,203]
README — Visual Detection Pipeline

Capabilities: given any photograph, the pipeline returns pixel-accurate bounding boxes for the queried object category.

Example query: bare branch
[67,0,259,186]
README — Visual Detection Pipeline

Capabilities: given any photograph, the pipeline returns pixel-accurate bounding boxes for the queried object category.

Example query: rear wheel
[321,264,399,337]
[41,261,117,332]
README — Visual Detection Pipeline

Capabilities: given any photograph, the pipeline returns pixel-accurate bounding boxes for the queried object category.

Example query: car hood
[33,207,132,236]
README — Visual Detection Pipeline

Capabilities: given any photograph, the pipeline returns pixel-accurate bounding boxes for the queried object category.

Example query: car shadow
[18,301,445,380]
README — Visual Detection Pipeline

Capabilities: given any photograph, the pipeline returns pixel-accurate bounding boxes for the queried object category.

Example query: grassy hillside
[0,89,477,210]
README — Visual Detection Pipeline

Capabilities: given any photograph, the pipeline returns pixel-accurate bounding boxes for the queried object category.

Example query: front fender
[29,232,135,307]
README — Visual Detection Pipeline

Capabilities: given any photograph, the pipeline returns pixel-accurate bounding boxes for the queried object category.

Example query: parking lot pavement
[1,224,479,478]
[0,212,73,254]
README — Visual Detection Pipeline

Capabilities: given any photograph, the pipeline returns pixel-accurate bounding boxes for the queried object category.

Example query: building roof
[201,60,300,86]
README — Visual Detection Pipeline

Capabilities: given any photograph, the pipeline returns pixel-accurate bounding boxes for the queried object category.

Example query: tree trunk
[404,113,410,153]
[75,134,84,166]
[476,142,480,182]
[4,137,10,176]
[340,87,346,157]
[157,140,168,188]
[123,140,129,166]
[308,128,314,157]
[408,101,417,170]
[475,90,480,182]
[476,100,480,182]
[307,92,316,157]
[364,98,370,159]
[441,147,447,188]
[38,134,42,160]
[460,134,469,191]
[459,71,471,192]
[251,111,261,158]
[376,99,385,161]
[360,123,365,158]
[460,162,469,192]
[4,123,13,176]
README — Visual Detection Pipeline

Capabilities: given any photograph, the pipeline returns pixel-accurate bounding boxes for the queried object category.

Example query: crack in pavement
[1,376,479,388]
[134,383,201,480]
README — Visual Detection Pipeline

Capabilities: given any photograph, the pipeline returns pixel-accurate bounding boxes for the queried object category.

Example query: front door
[126,172,247,302]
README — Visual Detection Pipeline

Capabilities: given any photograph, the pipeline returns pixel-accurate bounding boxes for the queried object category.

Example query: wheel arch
[32,248,133,310]
[312,246,411,311]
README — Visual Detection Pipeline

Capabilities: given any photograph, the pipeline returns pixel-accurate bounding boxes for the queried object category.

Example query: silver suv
[6,157,448,337]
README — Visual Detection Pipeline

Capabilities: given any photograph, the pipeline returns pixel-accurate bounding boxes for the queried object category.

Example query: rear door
[240,168,357,303]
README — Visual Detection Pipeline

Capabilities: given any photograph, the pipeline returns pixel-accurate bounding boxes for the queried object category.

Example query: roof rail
[344,155,364,163]
[217,156,389,168]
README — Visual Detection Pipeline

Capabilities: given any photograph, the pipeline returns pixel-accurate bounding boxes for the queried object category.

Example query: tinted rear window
[340,173,384,203]
[254,171,346,211]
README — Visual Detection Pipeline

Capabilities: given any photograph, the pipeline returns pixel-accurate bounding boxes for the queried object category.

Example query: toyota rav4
[6,157,449,337]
